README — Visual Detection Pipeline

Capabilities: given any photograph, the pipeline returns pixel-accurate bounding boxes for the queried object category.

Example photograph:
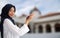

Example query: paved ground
[0,32,60,38]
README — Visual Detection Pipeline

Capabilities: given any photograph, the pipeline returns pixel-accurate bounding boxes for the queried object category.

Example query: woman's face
[8,7,15,17]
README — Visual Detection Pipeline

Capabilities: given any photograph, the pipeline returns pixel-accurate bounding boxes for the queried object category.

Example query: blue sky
[0,0,60,16]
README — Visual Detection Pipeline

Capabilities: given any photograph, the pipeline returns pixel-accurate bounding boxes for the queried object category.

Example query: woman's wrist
[25,21,29,26]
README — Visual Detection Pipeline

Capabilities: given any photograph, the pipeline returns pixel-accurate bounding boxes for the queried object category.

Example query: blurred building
[13,7,60,34]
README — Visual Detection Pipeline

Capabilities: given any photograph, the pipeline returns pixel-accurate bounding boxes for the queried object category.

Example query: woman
[0,4,34,38]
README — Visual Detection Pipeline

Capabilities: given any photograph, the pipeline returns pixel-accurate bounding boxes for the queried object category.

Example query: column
[43,24,46,33]
[29,23,34,33]
[35,24,39,33]
[50,24,55,33]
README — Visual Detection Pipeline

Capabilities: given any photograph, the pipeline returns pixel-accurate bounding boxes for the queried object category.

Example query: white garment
[3,18,29,38]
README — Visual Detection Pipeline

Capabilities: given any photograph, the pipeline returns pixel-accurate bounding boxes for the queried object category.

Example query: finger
[30,13,34,16]
[30,14,34,17]
[29,16,33,19]
[30,15,34,17]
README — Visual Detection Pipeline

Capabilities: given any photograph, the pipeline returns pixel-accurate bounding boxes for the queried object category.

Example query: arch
[38,25,43,33]
[55,23,60,32]
[46,24,51,33]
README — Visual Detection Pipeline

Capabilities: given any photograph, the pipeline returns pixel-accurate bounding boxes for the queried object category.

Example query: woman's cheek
[11,13,14,16]
[9,12,14,16]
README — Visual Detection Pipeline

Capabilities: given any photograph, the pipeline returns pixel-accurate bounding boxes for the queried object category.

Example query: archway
[55,23,60,32]
[46,24,51,33]
[38,25,43,33]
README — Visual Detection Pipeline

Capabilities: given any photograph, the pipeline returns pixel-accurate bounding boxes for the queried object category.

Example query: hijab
[0,4,16,38]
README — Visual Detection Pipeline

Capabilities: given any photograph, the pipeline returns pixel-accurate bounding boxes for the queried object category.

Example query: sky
[0,0,60,17]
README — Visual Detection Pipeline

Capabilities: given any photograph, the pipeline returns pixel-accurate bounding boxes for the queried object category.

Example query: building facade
[13,7,60,34]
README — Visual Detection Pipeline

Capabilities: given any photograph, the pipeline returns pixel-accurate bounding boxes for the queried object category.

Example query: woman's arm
[3,13,34,36]
[3,19,29,36]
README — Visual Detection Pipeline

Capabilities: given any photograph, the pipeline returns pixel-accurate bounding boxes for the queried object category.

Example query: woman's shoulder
[4,18,11,22]
[4,18,10,21]
[3,18,13,25]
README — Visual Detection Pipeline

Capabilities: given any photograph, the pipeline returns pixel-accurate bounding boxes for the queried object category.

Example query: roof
[30,7,41,14]
[39,12,60,18]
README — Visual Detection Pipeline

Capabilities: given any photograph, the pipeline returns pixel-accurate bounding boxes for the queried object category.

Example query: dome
[30,7,41,14]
